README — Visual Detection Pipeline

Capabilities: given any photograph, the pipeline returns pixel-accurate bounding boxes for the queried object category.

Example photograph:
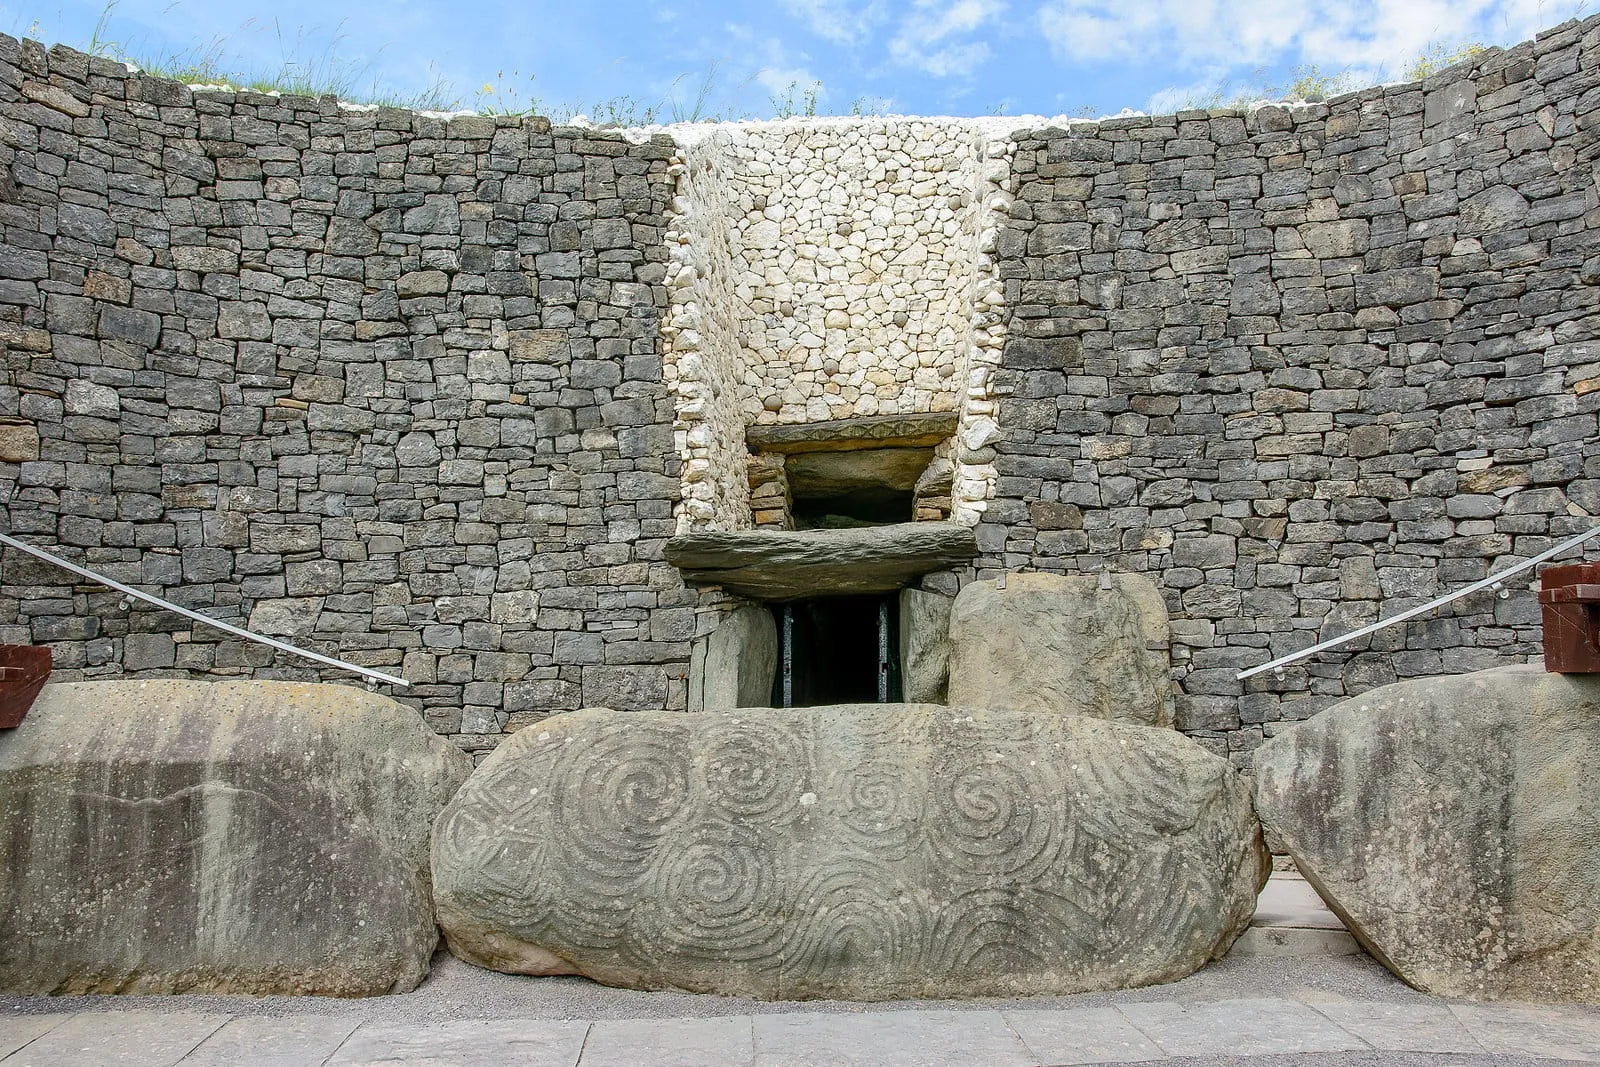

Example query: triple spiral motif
[434,704,1259,999]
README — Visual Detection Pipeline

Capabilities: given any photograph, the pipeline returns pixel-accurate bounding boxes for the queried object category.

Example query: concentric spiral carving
[650,827,784,964]
[700,718,807,822]
[433,704,1266,1000]
[831,761,924,859]
[927,750,1062,879]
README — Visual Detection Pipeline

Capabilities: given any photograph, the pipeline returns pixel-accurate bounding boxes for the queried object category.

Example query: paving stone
[1114,998,1366,1058]
[326,1020,589,1067]
[1003,1007,1166,1064]
[1304,1001,1484,1053]
[750,1010,1033,1067]
[0,1015,69,1059]
[577,1016,752,1067]
[179,1016,361,1066]
[1450,1004,1600,1062]
[2,1011,226,1067]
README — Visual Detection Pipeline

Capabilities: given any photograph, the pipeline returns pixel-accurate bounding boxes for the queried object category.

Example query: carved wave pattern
[436,705,1259,999]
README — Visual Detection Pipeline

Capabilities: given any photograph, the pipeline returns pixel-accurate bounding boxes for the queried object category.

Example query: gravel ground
[0,950,1442,1025]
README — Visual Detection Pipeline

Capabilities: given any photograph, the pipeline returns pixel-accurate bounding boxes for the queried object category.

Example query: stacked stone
[0,12,1595,761]
[950,130,1017,524]
[0,34,690,752]
[662,118,1016,532]
[990,16,1600,760]
[661,133,749,534]
[725,120,979,425]
[746,452,791,528]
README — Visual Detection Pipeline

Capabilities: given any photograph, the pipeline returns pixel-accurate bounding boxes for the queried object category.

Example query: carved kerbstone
[433,704,1267,1000]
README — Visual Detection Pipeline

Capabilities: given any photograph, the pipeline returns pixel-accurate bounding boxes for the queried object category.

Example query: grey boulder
[434,703,1266,1000]
[947,572,1175,727]
[1253,665,1600,1003]
[0,680,472,996]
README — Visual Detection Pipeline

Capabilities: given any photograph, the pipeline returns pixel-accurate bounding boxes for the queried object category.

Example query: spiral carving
[433,704,1264,1001]
[700,718,807,822]
[649,827,785,965]
[831,760,924,859]
[926,750,1062,879]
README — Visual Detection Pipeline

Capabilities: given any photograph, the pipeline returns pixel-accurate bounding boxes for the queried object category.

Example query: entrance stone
[1254,665,1600,1003]
[691,605,778,710]
[433,703,1267,1000]
[0,680,472,996]
[899,588,952,703]
[946,572,1175,727]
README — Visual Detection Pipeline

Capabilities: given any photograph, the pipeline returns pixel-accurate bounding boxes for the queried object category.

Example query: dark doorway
[771,594,902,707]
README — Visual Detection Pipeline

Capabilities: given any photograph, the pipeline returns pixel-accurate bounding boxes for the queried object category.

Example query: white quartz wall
[662,134,750,533]
[663,118,1019,531]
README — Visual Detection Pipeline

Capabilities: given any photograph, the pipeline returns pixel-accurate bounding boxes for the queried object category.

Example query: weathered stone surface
[0,680,472,996]
[785,447,935,497]
[691,604,777,710]
[947,572,1175,727]
[1254,665,1600,1003]
[433,704,1267,1000]
[0,422,39,463]
[665,522,978,600]
[746,413,959,454]
[899,587,951,703]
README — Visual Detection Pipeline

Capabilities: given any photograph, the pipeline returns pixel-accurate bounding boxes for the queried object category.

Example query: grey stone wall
[985,16,1600,758]
[0,14,1595,762]
[0,34,689,751]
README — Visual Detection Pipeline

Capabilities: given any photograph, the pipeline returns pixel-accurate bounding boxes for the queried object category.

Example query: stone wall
[0,14,1595,761]
[984,16,1600,757]
[0,33,692,749]
[662,119,1016,529]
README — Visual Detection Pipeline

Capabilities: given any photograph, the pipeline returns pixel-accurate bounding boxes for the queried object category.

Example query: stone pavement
[5,994,1600,1066]
[1,874,1593,1067]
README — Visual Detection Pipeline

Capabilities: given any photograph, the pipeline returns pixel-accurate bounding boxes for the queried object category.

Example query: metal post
[781,603,794,708]
[877,598,890,703]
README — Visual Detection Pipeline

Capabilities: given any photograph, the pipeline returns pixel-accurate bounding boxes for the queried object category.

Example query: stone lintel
[745,412,960,455]
[664,521,977,601]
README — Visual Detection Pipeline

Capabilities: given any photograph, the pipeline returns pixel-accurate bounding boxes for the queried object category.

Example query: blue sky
[4,0,1592,120]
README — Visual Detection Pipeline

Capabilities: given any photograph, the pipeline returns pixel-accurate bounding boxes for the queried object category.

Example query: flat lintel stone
[665,521,977,600]
[745,413,960,454]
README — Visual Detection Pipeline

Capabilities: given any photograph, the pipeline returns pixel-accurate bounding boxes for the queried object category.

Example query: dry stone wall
[0,14,1595,762]
[984,16,1600,758]
[0,34,691,750]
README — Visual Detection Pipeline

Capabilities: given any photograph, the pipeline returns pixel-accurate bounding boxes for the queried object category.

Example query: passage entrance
[771,594,902,707]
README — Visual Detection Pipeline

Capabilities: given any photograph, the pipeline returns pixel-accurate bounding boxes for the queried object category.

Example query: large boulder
[947,572,1175,727]
[434,703,1266,1000]
[1253,665,1600,1003]
[0,680,472,996]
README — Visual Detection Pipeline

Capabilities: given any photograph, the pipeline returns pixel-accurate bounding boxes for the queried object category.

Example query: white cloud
[890,0,1006,77]
[779,0,891,45]
[1037,0,1587,84]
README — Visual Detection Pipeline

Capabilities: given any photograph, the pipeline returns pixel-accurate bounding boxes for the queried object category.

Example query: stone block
[946,572,1175,727]
[433,704,1267,999]
[691,605,776,711]
[1255,666,1600,1003]
[899,587,951,704]
[0,681,471,995]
